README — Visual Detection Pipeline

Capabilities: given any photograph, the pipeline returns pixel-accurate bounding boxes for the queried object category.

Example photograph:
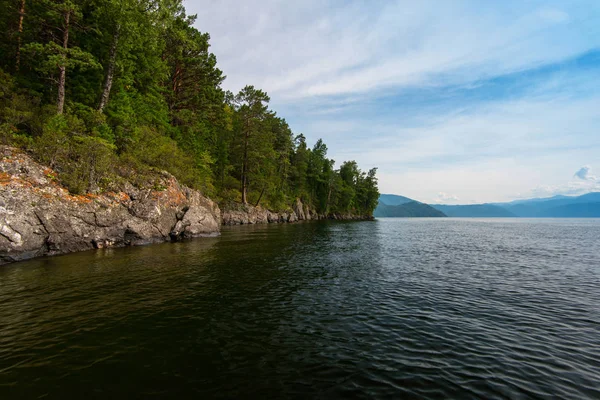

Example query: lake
[1,218,599,399]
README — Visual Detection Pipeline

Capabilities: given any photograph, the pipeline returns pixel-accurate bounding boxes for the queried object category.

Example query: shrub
[33,114,116,194]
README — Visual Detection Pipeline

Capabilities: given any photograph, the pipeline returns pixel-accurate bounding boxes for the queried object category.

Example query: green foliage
[0,0,379,214]
[122,126,213,194]
[23,41,101,76]
[34,114,115,194]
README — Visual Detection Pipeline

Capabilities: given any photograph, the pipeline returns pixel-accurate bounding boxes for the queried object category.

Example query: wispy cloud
[435,192,461,204]
[530,167,600,197]
[187,0,600,97]
[185,0,600,203]
[574,166,598,181]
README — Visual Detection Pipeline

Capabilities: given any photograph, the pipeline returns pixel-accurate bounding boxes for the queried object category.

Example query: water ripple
[0,219,599,399]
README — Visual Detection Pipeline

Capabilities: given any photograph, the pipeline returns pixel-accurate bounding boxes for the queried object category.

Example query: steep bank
[222,198,374,225]
[1,147,373,264]
[0,147,220,264]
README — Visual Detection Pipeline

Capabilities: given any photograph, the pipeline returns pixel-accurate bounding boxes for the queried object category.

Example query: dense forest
[0,0,379,216]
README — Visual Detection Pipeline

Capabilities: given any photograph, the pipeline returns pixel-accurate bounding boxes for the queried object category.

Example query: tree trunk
[15,0,25,72]
[241,137,248,204]
[57,9,70,115]
[326,180,332,213]
[241,119,250,204]
[255,187,265,207]
[98,24,120,112]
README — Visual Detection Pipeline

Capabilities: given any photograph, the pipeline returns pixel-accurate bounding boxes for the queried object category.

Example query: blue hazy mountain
[378,194,414,206]
[502,192,600,217]
[496,195,570,206]
[377,192,600,218]
[534,202,600,217]
[431,204,517,217]
[374,195,446,217]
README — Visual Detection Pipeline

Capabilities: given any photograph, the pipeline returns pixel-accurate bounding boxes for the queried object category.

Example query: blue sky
[185,0,600,204]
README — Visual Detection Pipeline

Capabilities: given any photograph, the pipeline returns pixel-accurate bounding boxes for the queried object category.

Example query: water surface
[1,218,599,399]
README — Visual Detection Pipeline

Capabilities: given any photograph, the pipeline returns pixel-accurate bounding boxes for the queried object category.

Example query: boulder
[288,211,298,223]
[0,146,220,264]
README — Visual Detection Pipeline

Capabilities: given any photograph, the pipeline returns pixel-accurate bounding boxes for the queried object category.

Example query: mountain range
[374,200,446,218]
[375,192,600,218]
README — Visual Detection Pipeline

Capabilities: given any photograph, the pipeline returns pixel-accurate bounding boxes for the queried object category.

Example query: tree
[94,0,168,113]
[0,0,380,214]
[23,0,100,114]
[231,85,271,204]
[15,0,26,72]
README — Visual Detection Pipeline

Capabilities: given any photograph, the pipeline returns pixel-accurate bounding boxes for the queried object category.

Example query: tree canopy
[0,0,379,216]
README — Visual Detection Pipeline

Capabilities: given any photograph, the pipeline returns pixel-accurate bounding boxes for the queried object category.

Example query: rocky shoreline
[0,147,372,265]
[221,198,373,226]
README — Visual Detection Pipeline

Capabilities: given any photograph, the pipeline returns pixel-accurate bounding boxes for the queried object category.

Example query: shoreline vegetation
[0,146,373,265]
[0,1,379,263]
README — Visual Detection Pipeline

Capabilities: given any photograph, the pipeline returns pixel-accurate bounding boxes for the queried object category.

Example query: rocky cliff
[1,146,373,264]
[0,146,221,264]
[222,196,331,225]
[221,197,373,225]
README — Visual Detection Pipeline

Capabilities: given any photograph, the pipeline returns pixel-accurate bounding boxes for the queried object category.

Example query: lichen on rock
[0,146,220,264]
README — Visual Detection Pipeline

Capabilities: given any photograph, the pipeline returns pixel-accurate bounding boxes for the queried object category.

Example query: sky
[184,0,600,204]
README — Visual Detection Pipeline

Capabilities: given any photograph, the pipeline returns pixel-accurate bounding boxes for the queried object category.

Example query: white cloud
[185,0,600,99]
[182,0,600,204]
[328,90,600,170]
[435,192,460,204]
[522,166,600,198]
[574,166,597,181]
[328,91,600,203]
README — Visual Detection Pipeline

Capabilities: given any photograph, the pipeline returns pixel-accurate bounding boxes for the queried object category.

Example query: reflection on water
[0,219,599,399]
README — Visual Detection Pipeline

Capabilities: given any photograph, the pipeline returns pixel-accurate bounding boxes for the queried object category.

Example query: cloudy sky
[184,0,600,204]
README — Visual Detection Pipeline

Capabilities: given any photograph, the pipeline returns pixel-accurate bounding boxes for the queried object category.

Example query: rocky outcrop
[221,198,374,226]
[293,198,306,220]
[221,204,299,225]
[0,147,374,264]
[0,147,220,264]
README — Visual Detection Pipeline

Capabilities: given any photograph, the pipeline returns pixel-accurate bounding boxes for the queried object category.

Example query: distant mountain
[374,198,446,218]
[378,194,414,206]
[431,204,517,218]
[534,202,600,217]
[503,192,600,217]
[497,195,570,206]
[434,192,600,218]
[377,192,600,218]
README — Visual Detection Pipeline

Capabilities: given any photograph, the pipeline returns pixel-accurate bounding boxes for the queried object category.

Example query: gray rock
[279,212,288,223]
[288,211,298,223]
[0,146,220,264]
[293,198,306,220]
[304,204,311,220]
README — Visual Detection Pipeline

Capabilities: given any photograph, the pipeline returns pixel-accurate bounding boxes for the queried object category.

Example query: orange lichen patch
[42,168,60,185]
[151,182,186,207]
[106,191,130,202]
[0,172,11,185]
[64,194,93,204]
[19,179,33,188]
[0,174,35,189]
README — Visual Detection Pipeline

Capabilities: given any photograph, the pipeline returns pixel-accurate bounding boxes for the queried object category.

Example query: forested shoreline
[0,0,379,216]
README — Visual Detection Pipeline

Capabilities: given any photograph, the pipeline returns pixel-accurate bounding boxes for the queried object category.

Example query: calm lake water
[1,218,599,399]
